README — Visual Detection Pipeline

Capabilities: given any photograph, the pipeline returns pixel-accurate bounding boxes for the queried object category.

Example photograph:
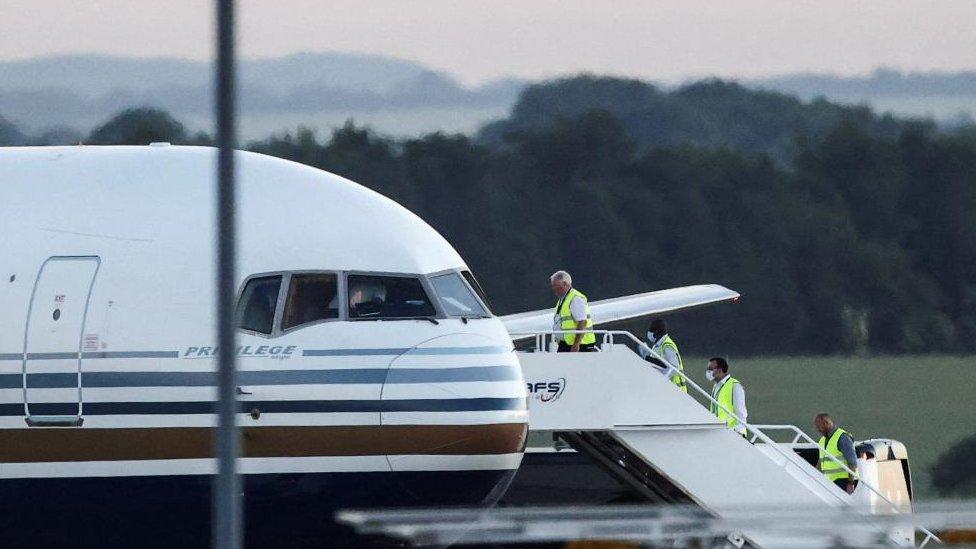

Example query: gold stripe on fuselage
[0,423,528,463]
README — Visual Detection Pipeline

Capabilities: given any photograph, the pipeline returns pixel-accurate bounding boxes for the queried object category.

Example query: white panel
[143,384,376,402]
[0,453,523,480]
[380,380,525,400]
[379,410,529,425]
[518,352,614,430]
[519,349,721,430]
[388,453,522,472]
[76,412,380,428]
[0,456,390,479]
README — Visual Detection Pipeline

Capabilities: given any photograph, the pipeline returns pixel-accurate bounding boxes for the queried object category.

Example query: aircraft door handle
[26,415,84,427]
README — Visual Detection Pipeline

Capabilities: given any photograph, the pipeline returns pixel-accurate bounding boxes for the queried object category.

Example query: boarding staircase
[515,330,939,548]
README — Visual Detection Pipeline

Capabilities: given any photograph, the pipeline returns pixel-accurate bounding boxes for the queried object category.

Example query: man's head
[814,413,835,436]
[647,318,667,342]
[706,357,729,382]
[550,270,572,297]
[350,281,385,307]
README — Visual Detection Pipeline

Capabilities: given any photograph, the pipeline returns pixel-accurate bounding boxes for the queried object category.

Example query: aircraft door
[22,256,100,427]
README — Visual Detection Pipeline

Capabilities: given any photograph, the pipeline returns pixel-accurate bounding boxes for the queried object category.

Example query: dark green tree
[931,434,976,497]
[0,114,26,145]
[88,107,187,145]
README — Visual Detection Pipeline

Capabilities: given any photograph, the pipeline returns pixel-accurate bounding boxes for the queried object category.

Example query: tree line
[3,76,974,356]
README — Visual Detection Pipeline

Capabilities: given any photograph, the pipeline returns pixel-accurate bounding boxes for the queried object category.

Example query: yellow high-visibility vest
[819,427,854,482]
[656,334,687,392]
[710,377,747,437]
[555,288,596,345]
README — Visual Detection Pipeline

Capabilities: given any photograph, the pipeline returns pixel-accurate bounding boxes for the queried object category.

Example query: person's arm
[639,345,668,372]
[569,296,588,352]
[837,433,859,493]
[732,382,748,434]
[572,320,586,351]
[663,346,681,378]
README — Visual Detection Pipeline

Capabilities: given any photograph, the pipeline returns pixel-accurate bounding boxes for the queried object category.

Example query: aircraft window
[430,272,488,317]
[461,270,492,312]
[282,273,339,330]
[236,276,281,334]
[348,274,436,320]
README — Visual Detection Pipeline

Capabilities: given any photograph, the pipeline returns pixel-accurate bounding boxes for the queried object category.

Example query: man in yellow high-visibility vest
[707,357,748,437]
[814,412,859,494]
[550,270,596,352]
[639,318,688,392]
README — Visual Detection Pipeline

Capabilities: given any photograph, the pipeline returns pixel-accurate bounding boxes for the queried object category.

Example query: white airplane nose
[380,332,528,505]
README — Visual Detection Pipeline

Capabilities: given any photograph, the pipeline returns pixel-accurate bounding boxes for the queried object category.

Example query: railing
[512,329,941,547]
[751,424,938,548]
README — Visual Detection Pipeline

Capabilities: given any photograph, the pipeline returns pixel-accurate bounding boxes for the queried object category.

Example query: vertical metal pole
[214,0,240,548]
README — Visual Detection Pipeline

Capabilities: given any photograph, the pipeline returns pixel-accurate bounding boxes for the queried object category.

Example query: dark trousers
[834,478,858,492]
[557,341,597,352]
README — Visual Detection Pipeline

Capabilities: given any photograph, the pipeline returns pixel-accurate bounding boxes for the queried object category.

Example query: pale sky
[3,0,975,85]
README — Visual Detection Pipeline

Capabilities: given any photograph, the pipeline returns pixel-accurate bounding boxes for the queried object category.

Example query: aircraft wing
[501,284,740,339]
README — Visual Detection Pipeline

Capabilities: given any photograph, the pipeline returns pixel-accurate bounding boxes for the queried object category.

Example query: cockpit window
[348,274,436,319]
[461,270,492,312]
[282,273,339,330]
[430,272,488,318]
[236,275,281,334]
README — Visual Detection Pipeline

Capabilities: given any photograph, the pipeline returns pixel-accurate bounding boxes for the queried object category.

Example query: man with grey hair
[550,270,596,352]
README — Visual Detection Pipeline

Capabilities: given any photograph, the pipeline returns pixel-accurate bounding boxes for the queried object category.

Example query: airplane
[0,144,738,547]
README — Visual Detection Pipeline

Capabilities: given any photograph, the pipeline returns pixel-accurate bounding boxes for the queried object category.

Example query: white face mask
[705,369,715,381]
[646,331,657,344]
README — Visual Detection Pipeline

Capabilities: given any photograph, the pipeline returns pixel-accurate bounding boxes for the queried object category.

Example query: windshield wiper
[420,317,440,325]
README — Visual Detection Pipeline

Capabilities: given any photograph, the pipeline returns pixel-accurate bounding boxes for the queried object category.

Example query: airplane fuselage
[0,146,528,546]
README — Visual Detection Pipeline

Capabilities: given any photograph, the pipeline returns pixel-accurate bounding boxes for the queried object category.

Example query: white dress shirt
[712,374,748,434]
[552,292,588,331]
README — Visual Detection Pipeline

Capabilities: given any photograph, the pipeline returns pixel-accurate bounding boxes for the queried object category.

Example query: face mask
[705,369,715,381]
[646,331,656,344]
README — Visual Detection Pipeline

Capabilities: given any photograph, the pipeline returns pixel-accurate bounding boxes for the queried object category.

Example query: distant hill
[751,68,976,100]
[0,53,525,137]
[2,54,975,140]
[748,68,976,125]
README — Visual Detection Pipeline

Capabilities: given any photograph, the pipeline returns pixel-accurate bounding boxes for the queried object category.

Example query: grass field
[681,356,976,499]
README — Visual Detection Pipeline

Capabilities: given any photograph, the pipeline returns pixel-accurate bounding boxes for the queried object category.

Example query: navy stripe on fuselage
[83,351,181,359]
[2,365,519,389]
[26,351,182,360]
[25,352,78,360]
[5,397,526,416]
[302,348,409,356]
